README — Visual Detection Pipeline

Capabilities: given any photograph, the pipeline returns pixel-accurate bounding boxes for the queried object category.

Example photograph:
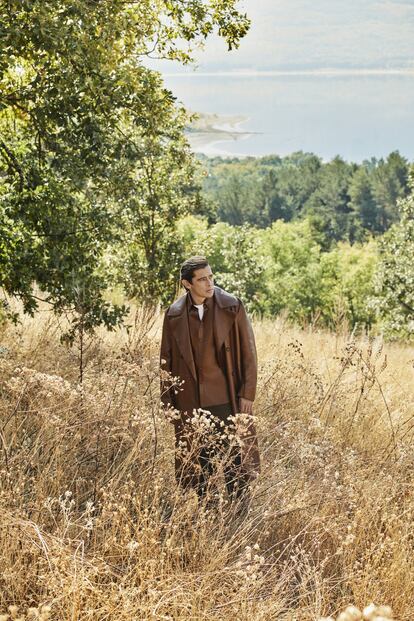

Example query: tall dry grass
[0,308,413,620]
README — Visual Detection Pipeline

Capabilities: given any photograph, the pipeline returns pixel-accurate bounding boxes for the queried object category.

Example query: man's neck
[189,291,206,306]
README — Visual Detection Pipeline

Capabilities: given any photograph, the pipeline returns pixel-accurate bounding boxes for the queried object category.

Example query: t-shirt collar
[187,291,214,309]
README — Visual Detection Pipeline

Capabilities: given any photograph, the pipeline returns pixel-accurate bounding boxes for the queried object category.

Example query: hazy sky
[149,0,414,74]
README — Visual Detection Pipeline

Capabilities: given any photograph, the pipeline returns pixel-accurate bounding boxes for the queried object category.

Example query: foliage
[201,152,322,228]
[262,152,322,223]
[373,170,414,339]
[203,160,269,226]
[199,151,410,247]
[304,156,356,246]
[178,216,377,330]
[107,107,202,307]
[349,152,410,240]
[369,151,409,231]
[258,219,324,321]
[178,215,266,313]
[318,240,378,330]
[0,0,250,325]
[259,224,377,329]
[348,166,378,240]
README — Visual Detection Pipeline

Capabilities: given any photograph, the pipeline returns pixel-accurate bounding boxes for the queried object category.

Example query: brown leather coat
[160,286,260,480]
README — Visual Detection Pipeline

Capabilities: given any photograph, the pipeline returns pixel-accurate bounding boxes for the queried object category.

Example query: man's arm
[160,310,174,409]
[236,301,257,412]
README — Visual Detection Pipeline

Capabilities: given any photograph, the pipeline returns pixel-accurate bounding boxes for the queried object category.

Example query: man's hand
[239,397,254,414]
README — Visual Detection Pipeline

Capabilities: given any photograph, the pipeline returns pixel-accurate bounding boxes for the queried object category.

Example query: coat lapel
[167,287,238,382]
[167,294,197,381]
[213,286,238,353]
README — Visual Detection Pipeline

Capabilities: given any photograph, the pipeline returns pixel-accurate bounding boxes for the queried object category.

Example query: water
[162,73,414,162]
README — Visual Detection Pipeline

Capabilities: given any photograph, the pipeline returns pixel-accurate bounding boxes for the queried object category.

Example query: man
[160,256,260,501]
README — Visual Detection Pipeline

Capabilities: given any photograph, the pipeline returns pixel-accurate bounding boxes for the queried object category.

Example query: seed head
[8,606,19,619]
[362,604,378,620]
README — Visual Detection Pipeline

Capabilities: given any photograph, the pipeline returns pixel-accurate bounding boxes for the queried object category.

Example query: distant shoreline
[186,113,257,156]
[166,67,414,78]
[177,72,414,161]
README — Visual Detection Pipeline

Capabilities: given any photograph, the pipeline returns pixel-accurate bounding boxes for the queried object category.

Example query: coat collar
[167,286,238,317]
[167,287,239,382]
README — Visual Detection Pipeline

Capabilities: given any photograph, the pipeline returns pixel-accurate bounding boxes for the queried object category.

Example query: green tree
[348,166,378,241]
[373,170,414,339]
[201,151,411,246]
[259,219,324,321]
[262,152,322,223]
[201,152,322,228]
[319,241,378,330]
[303,156,356,246]
[349,152,410,239]
[370,151,409,233]
[179,216,266,313]
[203,160,269,227]
[0,0,250,322]
[106,108,202,306]
[178,215,378,331]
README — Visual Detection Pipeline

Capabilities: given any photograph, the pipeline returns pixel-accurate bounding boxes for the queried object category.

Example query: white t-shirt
[194,303,204,320]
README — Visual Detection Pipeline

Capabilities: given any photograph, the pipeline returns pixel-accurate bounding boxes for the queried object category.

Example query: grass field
[0,308,413,620]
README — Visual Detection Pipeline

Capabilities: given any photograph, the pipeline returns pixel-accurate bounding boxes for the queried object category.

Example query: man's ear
[182,279,191,291]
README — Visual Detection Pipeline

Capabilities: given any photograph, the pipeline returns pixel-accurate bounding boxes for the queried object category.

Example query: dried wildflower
[362,603,394,620]
[8,606,19,619]
[319,602,394,621]
[363,604,380,620]
[39,605,51,620]
[337,606,362,621]
[375,606,393,618]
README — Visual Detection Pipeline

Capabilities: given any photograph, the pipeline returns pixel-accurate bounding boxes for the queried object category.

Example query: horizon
[146,0,414,76]
[162,68,414,77]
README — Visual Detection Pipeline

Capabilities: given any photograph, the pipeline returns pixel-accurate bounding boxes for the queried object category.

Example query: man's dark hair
[180,256,209,289]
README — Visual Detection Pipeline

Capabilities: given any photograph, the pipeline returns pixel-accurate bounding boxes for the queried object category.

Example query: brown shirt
[187,293,230,408]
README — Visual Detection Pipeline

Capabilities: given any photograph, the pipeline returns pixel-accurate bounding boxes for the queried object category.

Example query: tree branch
[0,139,24,192]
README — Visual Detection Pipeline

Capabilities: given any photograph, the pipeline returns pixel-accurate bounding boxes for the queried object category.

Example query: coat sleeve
[236,301,257,402]
[160,310,175,409]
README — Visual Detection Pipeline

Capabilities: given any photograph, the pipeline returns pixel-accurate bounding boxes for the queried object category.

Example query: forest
[183,150,414,336]
[1,0,413,342]
[0,2,413,341]
[200,151,409,239]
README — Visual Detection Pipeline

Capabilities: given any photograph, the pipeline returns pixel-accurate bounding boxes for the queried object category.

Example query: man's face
[182,265,215,301]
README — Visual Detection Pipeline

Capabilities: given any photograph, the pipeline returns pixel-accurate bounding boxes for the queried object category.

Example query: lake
[162,72,414,162]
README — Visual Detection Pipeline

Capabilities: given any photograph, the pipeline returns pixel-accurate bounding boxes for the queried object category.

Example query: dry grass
[0,308,413,620]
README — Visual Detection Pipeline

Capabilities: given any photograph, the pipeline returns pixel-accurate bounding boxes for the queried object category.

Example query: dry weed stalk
[0,310,413,619]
